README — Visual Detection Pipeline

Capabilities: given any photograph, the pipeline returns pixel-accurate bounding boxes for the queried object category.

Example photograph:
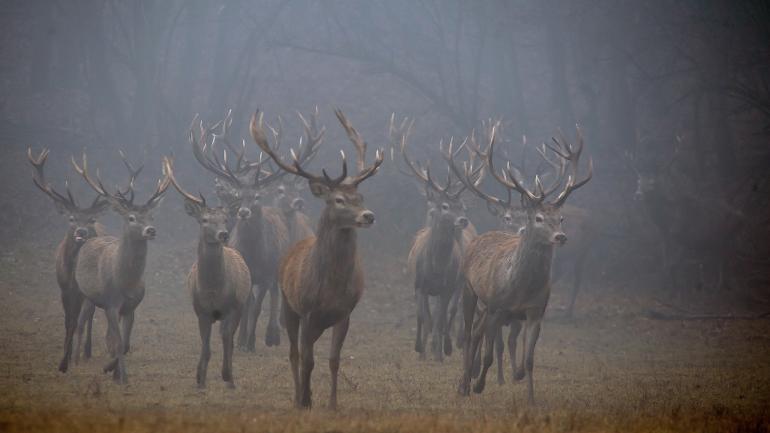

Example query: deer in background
[190,113,320,351]
[396,119,481,361]
[71,153,169,384]
[251,108,383,409]
[163,158,251,389]
[27,149,109,373]
[457,126,592,404]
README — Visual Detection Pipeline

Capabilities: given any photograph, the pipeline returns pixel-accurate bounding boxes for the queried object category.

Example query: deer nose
[74,228,89,241]
[143,226,157,239]
[291,197,305,211]
[361,211,375,225]
[553,232,567,245]
[238,207,252,219]
[217,230,229,242]
[455,216,469,229]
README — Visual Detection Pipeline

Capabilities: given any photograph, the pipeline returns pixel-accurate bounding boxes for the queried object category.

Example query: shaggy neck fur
[197,231,225,291]
[114,227,148,290]
[311,210,358,292]
[425,219,457,272]
[503,228,554,296]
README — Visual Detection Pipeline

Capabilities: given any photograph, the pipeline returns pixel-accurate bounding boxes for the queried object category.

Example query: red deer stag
[397,123,481,361]
[190,114,320,351]
[27,149,109,373]
[457,126,592,404]
[71,153,169,384]
[250,108,383,409]
[163,158,251,389]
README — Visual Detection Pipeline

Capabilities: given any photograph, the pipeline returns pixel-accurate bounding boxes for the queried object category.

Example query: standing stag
[71,153,169,384]
[397,120,481,361]
[163,158,251,389]
[251,108,383,409]
[27,149,109,373]
[189,114,316,351]
[457,126,592,404]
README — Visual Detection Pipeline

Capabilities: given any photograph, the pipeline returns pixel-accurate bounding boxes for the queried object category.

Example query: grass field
[1,241,768,432]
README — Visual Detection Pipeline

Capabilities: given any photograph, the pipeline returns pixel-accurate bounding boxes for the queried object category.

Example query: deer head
[250,109,383,230]
[163,157,230,245]
[393,115,483,232]
[459,125,592,246]
[27,148,111,243]
[72,152,169,241]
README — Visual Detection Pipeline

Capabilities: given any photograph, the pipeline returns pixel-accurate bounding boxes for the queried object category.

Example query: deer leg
[74,299,94,364]
[265,281,281,347]
[298,317,323,409]
[237,288,255,351]
[458,289,480,397]
[247,285,268,352]
[196,315,213,389]
[523,313,543,405]
[59,290,82,373]
[566,254,587,319]
[446,286,460,351]
[474,310,504,394]
[104,307,126,384]
[83,301,94,360]
[284,299,301,407]
[430,294,447,361]
[442,292,454,357]
[509,320,525,381]
[414,290,424,354]
[120,310,135,354]
[495,324,505,385]
[328,315,350,410]
[221,308,240,389]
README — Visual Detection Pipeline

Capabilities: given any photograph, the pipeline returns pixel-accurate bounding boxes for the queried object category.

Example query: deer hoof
[457,381,470,396]
[58,359,68,373]
[444,337,453,356]
[225,381,235,390]
[514,369,525,381]
[473,379,486,394]
[265,326,281,347]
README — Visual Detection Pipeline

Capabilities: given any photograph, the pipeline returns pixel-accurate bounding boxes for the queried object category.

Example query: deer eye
[441,203,450,211]
[202,217,208,223]
[560,216,564,223]
[335,197,345,205]
[128,215,137,223]
[69,216,75,222]
[88,218,96,224]
[535,214,544,223]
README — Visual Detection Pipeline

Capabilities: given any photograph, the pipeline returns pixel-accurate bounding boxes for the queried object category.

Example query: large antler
[549,126,593,206]
[72,151,169,209]
[189,114,246,187]
[334,109,383,185]
[162,157,205,207]
[27,148,81,211]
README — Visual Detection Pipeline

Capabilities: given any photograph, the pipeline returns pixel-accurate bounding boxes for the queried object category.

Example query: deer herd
[28,107,593,408]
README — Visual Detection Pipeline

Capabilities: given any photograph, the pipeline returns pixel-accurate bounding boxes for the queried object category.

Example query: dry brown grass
[1,241,769,432]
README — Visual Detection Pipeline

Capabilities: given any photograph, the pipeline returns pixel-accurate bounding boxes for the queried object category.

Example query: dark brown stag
[27,149,109,373]
[71,153,169,383]
[251,108,383,409]
[163,158,251,389]
[397,119,481,361]
[457,126,592,404]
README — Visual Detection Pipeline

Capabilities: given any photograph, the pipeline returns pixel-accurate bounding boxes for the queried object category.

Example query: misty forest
[1,1,769,432]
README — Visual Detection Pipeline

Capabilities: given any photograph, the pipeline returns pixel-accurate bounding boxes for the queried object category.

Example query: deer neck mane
[311,210,358,288]
[504,228,554,293]
[197,233,225,290]
[114,228,148,290]
[425,220,457,269]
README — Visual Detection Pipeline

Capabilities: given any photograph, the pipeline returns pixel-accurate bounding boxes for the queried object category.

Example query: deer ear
[291,197,305,211]
[309,181,330,198]
[184,200,202,218]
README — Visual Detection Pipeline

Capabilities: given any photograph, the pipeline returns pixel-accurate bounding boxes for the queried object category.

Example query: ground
[0,241,768,433]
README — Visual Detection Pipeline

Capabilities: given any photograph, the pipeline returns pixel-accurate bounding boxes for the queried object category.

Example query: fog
[1,0,769,429]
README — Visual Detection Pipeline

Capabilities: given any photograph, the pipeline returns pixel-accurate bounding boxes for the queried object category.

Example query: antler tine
[479,124,541,202]
[460,160,509,209]
[163,156,205,207]
[189,115,242,187]
[27,147,78,208]
[250,110,324,183]
[117,149,144,202]
[71,152,112,199]
[552,125,593,206]
[333,109,383,185]
[535,142,565,196]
